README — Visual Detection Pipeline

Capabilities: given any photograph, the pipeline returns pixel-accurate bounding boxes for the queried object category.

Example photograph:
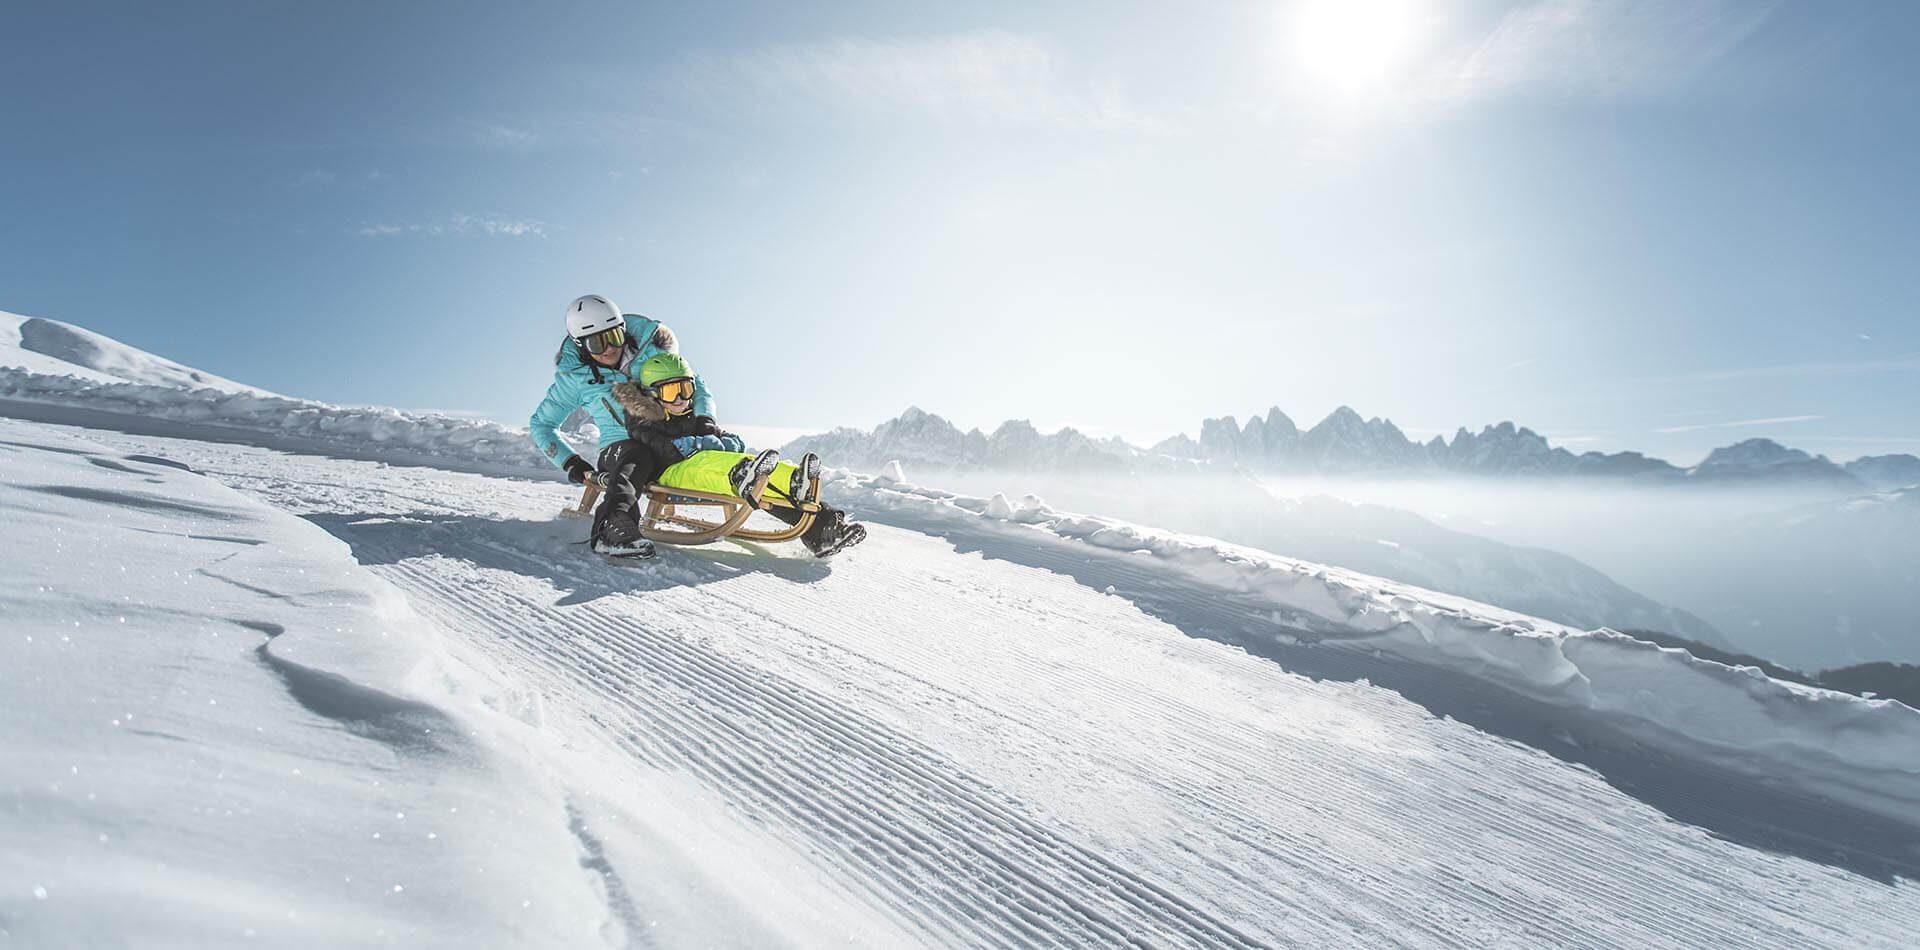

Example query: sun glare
[1287,0,1429,98]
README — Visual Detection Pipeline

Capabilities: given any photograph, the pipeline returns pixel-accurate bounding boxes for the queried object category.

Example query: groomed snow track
[381,547,1264,948]
[26,423,1920,948]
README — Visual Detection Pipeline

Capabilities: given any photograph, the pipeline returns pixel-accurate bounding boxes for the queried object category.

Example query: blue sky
[2,0,1915,463]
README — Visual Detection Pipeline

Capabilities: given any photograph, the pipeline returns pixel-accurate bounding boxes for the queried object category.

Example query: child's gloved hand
[672,434,732,456]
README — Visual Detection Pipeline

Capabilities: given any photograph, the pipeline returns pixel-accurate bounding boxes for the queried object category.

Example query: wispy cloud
[1435,0,1777,102]
[1499,357,1537,372]
[1654,414,1824,434]
[465,120,539,148]
[1631,354,1920,384]
[674,31,1168,133]
[358,214,548,238]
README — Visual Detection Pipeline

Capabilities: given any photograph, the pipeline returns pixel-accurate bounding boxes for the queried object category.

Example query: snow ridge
[2,310,269,396]
[826,470,1920,827]
[0,367,551,474]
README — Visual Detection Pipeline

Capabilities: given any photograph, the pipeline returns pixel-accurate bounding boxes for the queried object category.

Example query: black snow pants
[592,439,677,537]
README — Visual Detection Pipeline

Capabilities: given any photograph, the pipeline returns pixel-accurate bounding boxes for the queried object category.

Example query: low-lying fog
[894,467,1919,673]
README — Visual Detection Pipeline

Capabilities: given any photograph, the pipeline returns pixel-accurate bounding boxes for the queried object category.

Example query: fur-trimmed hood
[611,382,672,428]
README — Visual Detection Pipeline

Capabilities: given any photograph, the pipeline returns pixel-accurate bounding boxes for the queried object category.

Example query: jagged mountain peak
[1321,405,1366,426]
[1150,433,1203,459]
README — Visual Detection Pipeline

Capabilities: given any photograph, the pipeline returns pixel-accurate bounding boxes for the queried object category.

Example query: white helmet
[565,294,623,340]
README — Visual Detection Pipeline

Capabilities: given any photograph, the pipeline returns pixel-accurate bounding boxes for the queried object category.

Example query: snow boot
[801,507,867,558]
[728,449,781,507]
[591,508,655,559]
[788,452,821,503]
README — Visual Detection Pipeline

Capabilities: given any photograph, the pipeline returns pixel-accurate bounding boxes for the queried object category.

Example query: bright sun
[1287,0,1429,97]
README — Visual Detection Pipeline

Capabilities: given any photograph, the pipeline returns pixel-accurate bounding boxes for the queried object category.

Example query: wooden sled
[563,469,821,546]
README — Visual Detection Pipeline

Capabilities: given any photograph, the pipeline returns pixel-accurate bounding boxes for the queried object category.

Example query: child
[606,353,867,558]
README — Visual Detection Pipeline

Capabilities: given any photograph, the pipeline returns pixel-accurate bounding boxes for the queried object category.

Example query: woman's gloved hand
[562,455,595,485]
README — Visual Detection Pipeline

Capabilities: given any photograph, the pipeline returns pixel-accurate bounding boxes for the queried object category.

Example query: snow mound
[0,367,552,475]
[0,419,608,944]
[825,469,1920,826]
[1,309,270,396]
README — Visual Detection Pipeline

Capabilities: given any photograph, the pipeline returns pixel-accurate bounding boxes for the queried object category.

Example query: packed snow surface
[5,318,1920,945]
[0,419,910,946]
[0,421,613,944]
[828,474,1920,825]
[5,416,1918,945]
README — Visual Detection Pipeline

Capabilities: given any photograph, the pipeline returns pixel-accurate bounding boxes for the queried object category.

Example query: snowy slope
[7,320,1920,944]
[824,474,1920,826]
[0,420,611,944]
[0,368,549,476]
[896,466,1731,648]
[0,310,268,395]
[13,420,1917,947]
[0,418,914,947]
[0,309,551,476]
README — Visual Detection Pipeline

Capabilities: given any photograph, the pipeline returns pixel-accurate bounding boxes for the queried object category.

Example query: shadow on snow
[302,510,830,608]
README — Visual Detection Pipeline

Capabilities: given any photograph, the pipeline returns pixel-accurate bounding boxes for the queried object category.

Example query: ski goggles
[577,326,626,355]
[651,378,695,402]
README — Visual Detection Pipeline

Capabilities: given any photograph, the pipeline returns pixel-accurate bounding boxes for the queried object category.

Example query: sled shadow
[303,511,830,607]
[853,504,1920,885]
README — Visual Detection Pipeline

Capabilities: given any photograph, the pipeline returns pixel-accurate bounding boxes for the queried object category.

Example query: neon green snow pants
[656,451,803,507]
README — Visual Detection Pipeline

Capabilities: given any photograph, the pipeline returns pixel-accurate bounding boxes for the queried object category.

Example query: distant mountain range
[784,406,1920,490]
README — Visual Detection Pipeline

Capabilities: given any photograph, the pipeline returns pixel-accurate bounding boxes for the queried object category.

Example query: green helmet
[638,352,693,388]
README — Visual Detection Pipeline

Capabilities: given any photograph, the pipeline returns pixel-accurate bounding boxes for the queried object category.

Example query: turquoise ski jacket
[527,314,715,469]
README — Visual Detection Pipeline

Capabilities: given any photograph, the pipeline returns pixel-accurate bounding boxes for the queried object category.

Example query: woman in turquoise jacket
[529,294,717,555]
[528,299,714,471]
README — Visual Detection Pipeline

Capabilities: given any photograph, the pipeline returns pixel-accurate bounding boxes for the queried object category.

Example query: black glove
[562,455,594,485]
[691,415,721,436]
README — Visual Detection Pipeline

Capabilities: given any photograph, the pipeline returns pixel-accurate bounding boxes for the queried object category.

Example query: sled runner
[563,470,822,546]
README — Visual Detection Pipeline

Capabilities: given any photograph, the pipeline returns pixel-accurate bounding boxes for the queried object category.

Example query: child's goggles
[651,378,695,402]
